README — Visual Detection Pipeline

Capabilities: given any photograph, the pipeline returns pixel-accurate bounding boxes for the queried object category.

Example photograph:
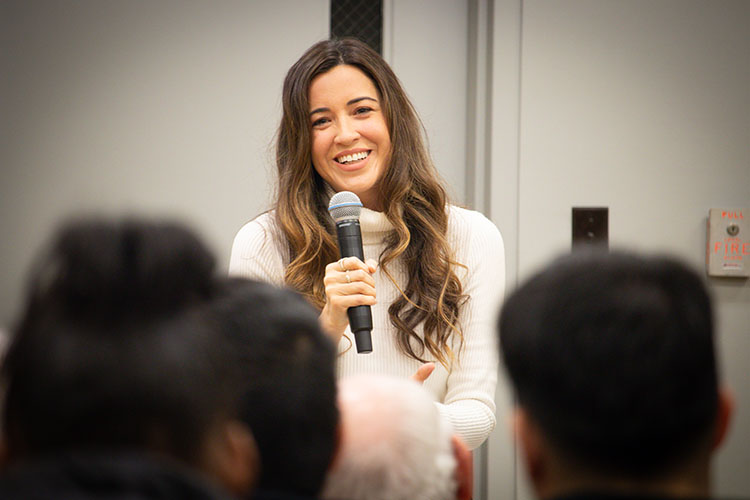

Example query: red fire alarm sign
[706,208,749,278]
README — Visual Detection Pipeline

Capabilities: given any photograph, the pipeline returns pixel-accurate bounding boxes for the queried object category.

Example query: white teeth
[337,151,369,164]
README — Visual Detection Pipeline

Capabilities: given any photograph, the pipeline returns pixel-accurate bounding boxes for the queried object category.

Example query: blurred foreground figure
[209,278,339,500]
[0,218,257,499]
[498,250,733,500]
[321,374,472,500]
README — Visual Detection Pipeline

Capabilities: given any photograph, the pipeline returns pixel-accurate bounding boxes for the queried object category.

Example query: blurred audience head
[1,217,256,496]
[498,249,733,499]
[209,278,339,498]
[321,374,472,500]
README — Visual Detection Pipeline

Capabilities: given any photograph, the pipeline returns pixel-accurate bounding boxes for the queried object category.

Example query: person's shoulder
[235,211,276,236]
[447,205,503,240]
[233,211,278,243]
[231,211,284,258]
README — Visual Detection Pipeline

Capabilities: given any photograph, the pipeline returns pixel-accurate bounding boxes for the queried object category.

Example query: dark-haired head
[1,217,255,492]
[498,250,731,490]
[209,278,338,497]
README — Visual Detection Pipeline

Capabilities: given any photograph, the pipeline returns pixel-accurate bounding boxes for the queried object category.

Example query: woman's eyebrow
[347,96,377,106]
[309,96,378,116]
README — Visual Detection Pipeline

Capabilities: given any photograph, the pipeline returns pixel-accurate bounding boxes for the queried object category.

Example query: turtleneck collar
[323,183,394,245]
[359,207,394,245]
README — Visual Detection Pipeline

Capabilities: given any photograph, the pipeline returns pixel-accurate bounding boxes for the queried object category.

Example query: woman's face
[308,64,391,211]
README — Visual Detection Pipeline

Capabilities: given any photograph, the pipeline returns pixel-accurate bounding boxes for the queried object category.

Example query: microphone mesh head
[328,191,363,222]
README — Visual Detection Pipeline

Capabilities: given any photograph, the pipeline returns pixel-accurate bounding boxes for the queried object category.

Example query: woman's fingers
[324,258,376,292]
[327,257,374,274]
[324,275,376,300]
[411,362,436,384]
[320,257,378,342]
[327,293,377,310]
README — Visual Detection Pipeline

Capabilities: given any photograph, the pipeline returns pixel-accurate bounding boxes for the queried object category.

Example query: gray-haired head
[321,374,457,500]
[328,191,363,223]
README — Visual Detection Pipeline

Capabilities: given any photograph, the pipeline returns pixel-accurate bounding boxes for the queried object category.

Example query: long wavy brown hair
[274,38,466,366]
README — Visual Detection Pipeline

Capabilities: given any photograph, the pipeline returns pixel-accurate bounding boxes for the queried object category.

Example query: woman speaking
[229,38,505,449]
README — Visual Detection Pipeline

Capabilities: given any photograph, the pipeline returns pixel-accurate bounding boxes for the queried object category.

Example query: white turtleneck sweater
[228,205,505,449]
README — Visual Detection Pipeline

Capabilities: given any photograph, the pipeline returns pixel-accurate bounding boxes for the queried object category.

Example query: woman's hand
[411,362,436,384]
[319,256,377,344]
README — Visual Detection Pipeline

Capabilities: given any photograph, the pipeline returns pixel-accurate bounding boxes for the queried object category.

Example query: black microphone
[328,191,373,354]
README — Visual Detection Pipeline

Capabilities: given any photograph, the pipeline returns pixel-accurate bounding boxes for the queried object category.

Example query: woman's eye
[312,117,329,128]
[354,107,373,115]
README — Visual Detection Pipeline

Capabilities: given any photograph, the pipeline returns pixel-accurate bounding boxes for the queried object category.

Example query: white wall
[385,0,469,204]
[489,1,750,498]
[0,0,329,325]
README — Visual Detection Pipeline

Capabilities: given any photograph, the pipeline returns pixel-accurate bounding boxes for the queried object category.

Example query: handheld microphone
[328,191,373,354]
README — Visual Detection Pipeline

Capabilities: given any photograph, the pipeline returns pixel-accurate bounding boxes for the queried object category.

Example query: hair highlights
[274,38,466,365]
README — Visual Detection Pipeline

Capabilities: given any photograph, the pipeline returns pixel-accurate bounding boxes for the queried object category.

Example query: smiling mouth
[335,151,370,165]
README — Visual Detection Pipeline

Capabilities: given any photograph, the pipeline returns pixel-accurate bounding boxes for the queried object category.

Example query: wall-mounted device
[706,208,749,278]
[572,207,608,249]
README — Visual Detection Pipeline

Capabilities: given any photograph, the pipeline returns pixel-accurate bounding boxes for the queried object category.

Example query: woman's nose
[334,117,360,144]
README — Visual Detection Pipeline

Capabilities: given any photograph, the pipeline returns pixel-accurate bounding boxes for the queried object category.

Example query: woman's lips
[334,150,371,171]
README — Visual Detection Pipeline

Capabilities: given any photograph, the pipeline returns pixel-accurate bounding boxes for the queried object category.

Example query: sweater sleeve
[435,207,506,449]
[228,213,288,286]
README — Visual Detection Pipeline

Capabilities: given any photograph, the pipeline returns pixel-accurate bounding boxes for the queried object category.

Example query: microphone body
[328,192,373,354]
